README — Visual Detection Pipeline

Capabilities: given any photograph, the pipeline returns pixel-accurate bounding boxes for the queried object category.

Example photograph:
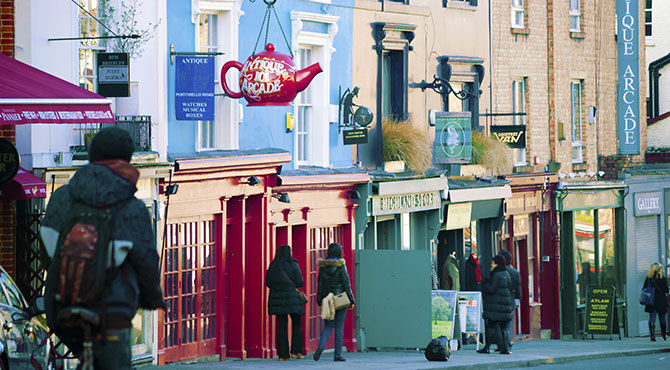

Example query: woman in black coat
[313,243,355,362]
[477,255,514,355]
[266,245,306,360]
[643,263,669,341]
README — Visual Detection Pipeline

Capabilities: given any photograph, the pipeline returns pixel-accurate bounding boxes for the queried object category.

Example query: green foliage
[382,117,433,174]
[100,0,159,58]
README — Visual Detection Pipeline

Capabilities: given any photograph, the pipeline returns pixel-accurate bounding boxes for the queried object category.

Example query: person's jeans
[317,308,347,357]
[276,313,303,358]
[649,310,666,326]
[91,328,132,370]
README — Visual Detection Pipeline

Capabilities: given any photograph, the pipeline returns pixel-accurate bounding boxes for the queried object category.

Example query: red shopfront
[498,173,560,340]
[158,152,368,364]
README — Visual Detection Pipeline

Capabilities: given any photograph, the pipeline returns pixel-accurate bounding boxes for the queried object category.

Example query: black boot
[660,322,667,341]
[649,323,656,342]
[313,347,324,361]
[499,323,511,354]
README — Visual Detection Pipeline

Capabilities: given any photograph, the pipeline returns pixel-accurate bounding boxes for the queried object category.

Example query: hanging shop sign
[434,112,471,164]
[445,202,472,230]
[490,125,526,149]
[616,0,640,155]
[175,56,215,121]
[0,138,19,185]
[97,53,129,97]
[221,43,322,106]
[584,285,618,336]
[343,129,368,145]
[372,190,441,216]
[634,191,662,216]
[431,290,458,338]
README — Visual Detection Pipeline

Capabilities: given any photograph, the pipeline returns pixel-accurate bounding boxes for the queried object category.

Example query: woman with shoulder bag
[643,263,669,341]
[313,243,355,362]
[266,245,306,360]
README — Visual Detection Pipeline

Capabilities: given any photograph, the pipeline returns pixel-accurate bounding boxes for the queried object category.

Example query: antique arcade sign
[616,0,640,154]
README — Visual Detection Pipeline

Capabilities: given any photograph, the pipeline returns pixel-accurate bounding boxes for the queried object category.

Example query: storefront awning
[0,167,47,199]
[0,53,114,125]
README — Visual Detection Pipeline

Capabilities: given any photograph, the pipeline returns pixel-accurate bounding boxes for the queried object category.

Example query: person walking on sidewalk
[499,249,521,351]
[266,245,306,360]
[642,263,669,341]
[477,255,514,355]
[313,243,355,362]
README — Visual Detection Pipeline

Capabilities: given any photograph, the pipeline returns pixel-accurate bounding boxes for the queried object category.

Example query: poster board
[459,292,482,333]
[584,285,619,337]
[431,290,458,338]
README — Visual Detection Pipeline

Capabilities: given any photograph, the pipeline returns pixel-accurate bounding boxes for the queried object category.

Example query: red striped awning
[0,167,46,200]
[0,53,114,125]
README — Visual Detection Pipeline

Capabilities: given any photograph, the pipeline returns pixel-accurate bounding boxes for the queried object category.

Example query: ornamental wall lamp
[272,192,290,203]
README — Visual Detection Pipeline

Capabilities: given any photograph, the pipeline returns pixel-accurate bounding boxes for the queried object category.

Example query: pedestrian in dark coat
[266,245,305,360]
[477,255,514,355]
[499,249,521,350]
[643,263,669,341]
[464,253,483,291]
[313,243,355,362]
[41,127,165,370]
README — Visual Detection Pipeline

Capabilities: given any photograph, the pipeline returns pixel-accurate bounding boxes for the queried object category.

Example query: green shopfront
[555,181,627,338]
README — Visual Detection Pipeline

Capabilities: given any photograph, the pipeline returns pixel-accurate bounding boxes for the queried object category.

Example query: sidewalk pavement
[141,337,670,369]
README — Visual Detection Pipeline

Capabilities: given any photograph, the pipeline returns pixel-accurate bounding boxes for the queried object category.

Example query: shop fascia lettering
[373,191,441,215]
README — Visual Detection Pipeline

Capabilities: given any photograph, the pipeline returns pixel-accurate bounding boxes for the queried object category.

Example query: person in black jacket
[266,245,306,360]
[499,249,521,350]
[313,243,355,362]
[477,255,514,355]
[643,263,669,341]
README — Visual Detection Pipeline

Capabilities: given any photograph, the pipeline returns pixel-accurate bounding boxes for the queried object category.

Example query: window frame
[78,0,106,92]
[571,80,583,163]
[512,77,527,166]
[569,0,581,32]
[645,0,652,37]
[195,12,218,151]
[295,47,314,167]
[511,0,525,29]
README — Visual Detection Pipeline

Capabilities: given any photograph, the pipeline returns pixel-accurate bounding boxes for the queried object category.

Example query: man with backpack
[40,127,166,369]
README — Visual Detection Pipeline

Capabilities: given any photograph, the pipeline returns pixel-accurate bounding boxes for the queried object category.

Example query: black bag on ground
[424,335,450,361]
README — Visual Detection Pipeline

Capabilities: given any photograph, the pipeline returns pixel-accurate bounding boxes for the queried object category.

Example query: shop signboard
[175,56,215,121]
[562,190,621,211]
[0,138,19,185]
[634,191,662,216]
[616,0,640,155]
[343,128,368,145]
[584,285,618,336]
[434,112,471,164]
[490,125,526,149]
[445,202,472,230]
[458,291,482,335]
[97,53,129,97]
[431,290,457,338]
[372,191,441,216]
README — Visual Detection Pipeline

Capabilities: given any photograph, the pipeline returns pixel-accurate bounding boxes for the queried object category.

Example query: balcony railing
[72,115,152,152]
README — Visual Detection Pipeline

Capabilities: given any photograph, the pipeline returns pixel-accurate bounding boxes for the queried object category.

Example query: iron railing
[72,115,152,152]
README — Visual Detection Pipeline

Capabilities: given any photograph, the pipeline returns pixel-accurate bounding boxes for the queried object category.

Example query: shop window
[78,0,105,92]
[196,13,217,150]
[382,50,407,121]
[645,0,652,36]
[571,80,583,163]
[401,213,410,250]
[512,78,527,165]
[443,0,478,7]
[511,0,525,29]
[291,11,338,168]
[569,0,581,32]
[667,215,670,276]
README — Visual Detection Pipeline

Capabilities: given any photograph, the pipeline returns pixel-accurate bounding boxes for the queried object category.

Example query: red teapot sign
[221,43,322,106]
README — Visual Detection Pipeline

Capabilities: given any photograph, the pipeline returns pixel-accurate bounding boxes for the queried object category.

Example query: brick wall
[598,154,642,179]
[0,0,14,275]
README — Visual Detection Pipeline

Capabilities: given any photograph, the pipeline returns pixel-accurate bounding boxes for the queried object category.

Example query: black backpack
[424,335,450,361]
[44,199,125,340]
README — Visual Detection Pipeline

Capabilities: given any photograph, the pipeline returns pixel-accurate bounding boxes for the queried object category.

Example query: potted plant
[469,131,514,175]
[382,117,432,174]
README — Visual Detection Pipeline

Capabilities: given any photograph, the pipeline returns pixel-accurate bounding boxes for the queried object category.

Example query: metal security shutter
[634,216,659,335]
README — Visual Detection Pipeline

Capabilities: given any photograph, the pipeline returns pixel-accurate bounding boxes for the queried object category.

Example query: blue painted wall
[166,0,197,154]
[166,0,354,168]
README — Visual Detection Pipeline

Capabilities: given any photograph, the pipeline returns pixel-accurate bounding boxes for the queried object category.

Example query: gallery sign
[97,53,129,97]
[434,112,471,164]
[616,0,640,155]
[634,191,662,216]
[372,191,441,216]
[491,125,526,149]
[175,56,215,121]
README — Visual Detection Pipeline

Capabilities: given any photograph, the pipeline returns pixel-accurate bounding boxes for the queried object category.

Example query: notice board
[584,285,617,335]
[458,291,482,334]
[431,290,457,338]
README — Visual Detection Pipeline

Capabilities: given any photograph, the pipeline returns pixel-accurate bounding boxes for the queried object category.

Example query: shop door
[160,217,220,363]
[356,250,431,349]
[635,215,659,335]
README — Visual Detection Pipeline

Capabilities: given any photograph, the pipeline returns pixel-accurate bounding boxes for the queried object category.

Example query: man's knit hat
[88,126,135,162]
